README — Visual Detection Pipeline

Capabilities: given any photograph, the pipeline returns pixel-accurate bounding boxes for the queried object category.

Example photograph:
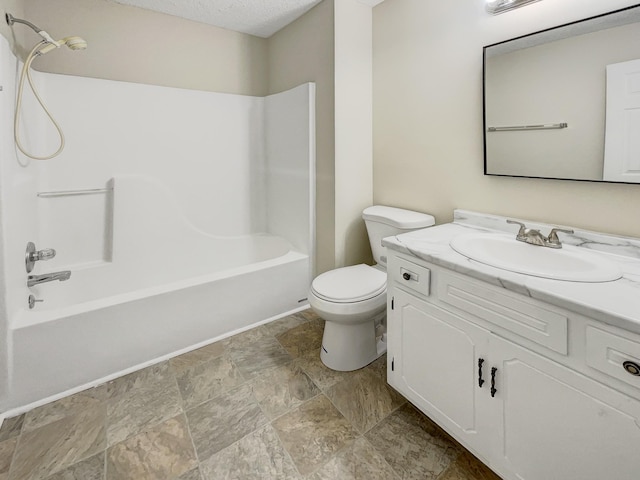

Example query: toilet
[309,205,435,371]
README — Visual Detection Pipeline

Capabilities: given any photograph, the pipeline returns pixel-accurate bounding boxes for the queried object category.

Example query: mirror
[484,4,640,183]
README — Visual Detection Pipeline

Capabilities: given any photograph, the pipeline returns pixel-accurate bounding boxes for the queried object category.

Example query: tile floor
[0,310,501,480]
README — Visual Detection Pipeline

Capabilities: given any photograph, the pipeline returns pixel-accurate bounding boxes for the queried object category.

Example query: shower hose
[14,41,66,160]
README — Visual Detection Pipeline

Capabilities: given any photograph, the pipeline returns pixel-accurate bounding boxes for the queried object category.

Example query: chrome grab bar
[488,123,568,132]
[37,188,113,198]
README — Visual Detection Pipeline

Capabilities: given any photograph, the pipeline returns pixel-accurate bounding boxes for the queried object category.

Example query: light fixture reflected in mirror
[486,0,541,15]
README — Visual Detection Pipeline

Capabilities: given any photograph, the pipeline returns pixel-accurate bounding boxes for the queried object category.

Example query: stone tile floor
[0,310,501,480]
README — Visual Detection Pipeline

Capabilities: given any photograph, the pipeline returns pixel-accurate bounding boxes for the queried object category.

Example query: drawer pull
[491,367,498,397]
[402,272,411,281]
[478,358,485,387]
[623,361,640,377]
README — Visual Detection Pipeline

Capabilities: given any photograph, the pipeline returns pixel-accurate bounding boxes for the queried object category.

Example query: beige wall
[373,0,640,238]
[268,0,336,274]
[334,0,373,268]
[16,0,268,95]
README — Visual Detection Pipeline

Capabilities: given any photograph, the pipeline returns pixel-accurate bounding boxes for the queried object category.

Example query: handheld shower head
[36,36,88,55]
[63,36,87,50]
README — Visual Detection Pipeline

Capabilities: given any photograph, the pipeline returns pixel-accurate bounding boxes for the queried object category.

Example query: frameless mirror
[484,4,640,183]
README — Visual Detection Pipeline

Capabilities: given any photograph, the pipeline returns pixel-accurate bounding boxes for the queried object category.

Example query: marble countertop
[383,210,640,335]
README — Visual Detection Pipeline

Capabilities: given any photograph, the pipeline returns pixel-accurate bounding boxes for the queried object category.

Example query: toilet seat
[308,264,387,325]
[311,264,386,303]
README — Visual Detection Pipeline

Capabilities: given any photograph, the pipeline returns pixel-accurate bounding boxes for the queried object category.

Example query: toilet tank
[362,206,435,267]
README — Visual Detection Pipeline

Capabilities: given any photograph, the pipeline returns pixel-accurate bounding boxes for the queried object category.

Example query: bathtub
[11,248,309,409]
[0,47,316,411]
[8,175,311,409]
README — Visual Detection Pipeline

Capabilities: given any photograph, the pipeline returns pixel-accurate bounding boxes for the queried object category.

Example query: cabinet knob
[623,361,640,377]
[402,272,411,281]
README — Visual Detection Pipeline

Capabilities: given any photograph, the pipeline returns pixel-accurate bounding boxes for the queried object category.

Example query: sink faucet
[27,270,71,287]
[507,220,574,249]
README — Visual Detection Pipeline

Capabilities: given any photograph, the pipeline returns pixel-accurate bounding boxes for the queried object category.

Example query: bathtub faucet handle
[25,242,56,273]
[33,248,56,261]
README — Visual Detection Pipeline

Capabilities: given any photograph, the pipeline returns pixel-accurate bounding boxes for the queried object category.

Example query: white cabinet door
[491,334,640,480]
[388,289,493,455]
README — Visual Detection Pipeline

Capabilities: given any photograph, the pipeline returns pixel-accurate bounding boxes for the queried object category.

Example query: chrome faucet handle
[547,227,574,248]
[33,248,56,261]
[25,242,57,273]
[506,219,527,238]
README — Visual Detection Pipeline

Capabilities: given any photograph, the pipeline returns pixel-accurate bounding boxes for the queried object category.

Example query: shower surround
[0,37,315,411]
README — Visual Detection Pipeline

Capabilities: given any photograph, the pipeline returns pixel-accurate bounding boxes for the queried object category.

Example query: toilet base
[320,314,386,371]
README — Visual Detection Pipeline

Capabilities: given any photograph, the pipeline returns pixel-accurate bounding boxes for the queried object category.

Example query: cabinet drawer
[437,270,568,355]
[393,256,431,297]
[586,326,640,390]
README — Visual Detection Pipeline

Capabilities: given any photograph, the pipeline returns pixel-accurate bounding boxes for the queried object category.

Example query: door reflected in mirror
[483,4,640,183]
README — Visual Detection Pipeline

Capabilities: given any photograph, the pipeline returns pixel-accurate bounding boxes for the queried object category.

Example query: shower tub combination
[0,36,315,411]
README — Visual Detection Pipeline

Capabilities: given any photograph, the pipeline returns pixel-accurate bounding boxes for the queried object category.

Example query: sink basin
[450,233,622,282]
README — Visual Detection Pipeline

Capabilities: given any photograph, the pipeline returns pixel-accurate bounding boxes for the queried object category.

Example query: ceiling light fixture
[486,0,541,15]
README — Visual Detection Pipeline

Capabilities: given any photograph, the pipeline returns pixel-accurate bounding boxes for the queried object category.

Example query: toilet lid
[311,264,386,303]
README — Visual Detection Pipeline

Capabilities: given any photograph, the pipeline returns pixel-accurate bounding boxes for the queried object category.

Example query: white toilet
[309,205,435,371]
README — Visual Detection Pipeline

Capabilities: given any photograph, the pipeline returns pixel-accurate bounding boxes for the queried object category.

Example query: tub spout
[27,270,71,287]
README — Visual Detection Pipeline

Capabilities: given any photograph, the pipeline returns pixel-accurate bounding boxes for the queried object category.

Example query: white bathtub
[11,242,309,410]
[8,175,311,409]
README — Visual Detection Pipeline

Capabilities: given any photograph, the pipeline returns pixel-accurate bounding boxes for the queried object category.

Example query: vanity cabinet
[389,289,493,456]
[387,252,640,480]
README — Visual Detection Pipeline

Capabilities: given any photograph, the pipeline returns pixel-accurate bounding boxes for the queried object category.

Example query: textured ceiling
[111,0,318,38]
[111,0,386,38]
